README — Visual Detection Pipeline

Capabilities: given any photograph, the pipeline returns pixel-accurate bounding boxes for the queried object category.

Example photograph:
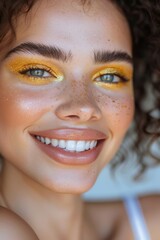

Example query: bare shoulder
[116,195,160,240]
[85,195,160,240]
[140,195,160,240]
[0,206,38,240]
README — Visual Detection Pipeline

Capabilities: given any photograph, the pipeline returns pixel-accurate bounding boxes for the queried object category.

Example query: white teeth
[36,136,98,152]
[90,140,96,149]
[93,141,97,147]
[51,139,58,147]
[85,141,90,150]
[45,137,51,145]
[41,137,45,143]
[36,136,41,141]
[66,140,77,151]
[58,140,66,149]
[76,141,86,152]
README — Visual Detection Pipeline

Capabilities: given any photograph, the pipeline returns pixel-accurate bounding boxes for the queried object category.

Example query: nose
[54,89,102,123]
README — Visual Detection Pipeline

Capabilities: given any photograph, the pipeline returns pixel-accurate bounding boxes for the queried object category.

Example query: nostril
[55,102,102,122]
[90,115,99,121]
[66,115,80,120]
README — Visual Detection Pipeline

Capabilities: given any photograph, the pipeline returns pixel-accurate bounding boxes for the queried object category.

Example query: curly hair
[0,0,159,177]
[113,0,160,177]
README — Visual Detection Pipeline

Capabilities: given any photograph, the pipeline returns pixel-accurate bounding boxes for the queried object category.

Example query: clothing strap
[124,196,151,240]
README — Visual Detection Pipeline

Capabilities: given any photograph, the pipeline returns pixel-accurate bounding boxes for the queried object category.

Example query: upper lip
[31,128,107,141]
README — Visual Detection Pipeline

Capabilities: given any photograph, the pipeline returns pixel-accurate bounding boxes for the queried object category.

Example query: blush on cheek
[0,90,42,127]
[0,85,56,128]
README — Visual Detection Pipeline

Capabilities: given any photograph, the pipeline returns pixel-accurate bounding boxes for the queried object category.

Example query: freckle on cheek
[95,92,134,128]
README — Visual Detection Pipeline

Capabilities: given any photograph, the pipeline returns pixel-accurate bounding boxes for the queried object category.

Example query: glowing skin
[0,0,134,197]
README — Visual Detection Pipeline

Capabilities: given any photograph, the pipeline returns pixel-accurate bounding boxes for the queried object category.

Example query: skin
[2,0,157,239]
[0,0,134,193]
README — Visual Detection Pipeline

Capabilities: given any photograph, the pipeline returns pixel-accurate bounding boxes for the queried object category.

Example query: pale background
[83,163,160,201]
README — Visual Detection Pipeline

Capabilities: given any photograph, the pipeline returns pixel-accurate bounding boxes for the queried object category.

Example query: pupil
[30,69,44,77]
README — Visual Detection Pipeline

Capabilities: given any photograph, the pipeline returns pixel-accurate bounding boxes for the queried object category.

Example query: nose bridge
[55,80,101,122]
[70,80,93,106]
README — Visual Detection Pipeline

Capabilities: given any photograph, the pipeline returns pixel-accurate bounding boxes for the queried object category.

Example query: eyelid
[5,56,64,84]
[92,64,133,82]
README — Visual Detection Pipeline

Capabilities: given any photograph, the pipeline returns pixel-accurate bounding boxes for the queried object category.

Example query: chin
[47,182,96,195]
[38,169,98,195]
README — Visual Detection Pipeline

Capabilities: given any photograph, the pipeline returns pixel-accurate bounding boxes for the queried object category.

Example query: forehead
[12,0,132,54]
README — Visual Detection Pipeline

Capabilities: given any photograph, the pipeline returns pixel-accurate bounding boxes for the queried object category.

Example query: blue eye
[21,68,52,78]
[95,74,122,83]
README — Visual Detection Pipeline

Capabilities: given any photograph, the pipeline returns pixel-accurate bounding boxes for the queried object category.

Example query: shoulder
[139,195,160,239]
[0,206,38,240]
[85,195,160,240]
[118,195,160,240]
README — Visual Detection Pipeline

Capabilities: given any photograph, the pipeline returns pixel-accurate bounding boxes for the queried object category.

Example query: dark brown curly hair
[0,0,159,177]
[113,0,160,177]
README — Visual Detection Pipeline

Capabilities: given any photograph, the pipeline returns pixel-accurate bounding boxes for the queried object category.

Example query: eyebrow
[94,50,133,65]
[4,42,133,65]
[4,42,72,62]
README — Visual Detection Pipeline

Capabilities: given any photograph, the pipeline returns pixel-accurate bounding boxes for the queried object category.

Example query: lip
[31,128,107,140]
[31,128,107,165]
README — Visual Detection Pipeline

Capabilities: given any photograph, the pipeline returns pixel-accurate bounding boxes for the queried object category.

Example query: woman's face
[0,0,134,193]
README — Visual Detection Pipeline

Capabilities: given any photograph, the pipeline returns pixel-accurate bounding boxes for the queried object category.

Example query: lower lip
[34,137,105,165]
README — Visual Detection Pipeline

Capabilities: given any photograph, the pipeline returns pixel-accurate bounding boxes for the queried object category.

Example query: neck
[0,162,92,240]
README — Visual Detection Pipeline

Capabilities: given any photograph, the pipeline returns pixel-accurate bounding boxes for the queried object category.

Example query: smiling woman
[0,0,159,240]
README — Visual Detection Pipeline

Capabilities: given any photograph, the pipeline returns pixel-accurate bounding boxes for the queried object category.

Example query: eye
[21,68,52,78]
[17,65,63,85]
[94,73,123,84]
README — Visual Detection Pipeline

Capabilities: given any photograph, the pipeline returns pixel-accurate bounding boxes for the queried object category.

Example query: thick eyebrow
[4,42,72,62]
[94,50,133,65]
[4,42,133,65]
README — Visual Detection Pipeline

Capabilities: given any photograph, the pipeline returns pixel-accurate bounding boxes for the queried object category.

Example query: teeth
[90,140,95,149]
[59,140,66,149]
[51,139,58,147]
[93,141,97,147]
[66,140,76,151]
[76,141,85,152]
[85,141,90,150]
[45,137,51,145]
[36,136,98,152]
[41,137,45,143]
[37,136,41,141]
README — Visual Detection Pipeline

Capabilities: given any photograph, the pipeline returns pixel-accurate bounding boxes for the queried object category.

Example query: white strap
[124,196,151,240]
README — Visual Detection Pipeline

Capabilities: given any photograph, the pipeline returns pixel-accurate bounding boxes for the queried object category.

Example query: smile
[36,136,98,152]
[31,128,106,165]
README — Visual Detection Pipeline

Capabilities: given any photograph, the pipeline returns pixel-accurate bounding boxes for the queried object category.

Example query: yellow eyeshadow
[94,81,126,90]
[5,56,64,85]
[92,63,133,81]
[92,63,133,90]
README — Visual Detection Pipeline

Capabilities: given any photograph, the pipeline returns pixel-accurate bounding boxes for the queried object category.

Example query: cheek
[0,88,41,128]
[108,95,134,130]
[0,83,62,129]
[96,91,134,131]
